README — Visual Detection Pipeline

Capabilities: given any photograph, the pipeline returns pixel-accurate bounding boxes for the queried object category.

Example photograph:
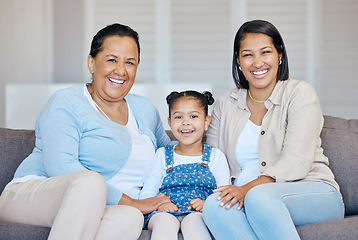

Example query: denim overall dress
[144,144,217,227]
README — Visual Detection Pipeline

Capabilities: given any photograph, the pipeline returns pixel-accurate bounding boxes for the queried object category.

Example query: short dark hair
[89,23,141,63]
[166,90,214,117]
[232,20,289,89]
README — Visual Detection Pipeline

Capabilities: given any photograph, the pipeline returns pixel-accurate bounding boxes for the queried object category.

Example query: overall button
[261,130,265,135]
[261,162,266,166]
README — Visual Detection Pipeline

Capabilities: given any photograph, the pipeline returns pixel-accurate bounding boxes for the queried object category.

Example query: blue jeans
[202,181,344,240]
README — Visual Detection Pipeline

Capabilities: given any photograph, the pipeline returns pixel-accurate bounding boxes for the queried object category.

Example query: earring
[239,66,242,71]
[279,60,282,65]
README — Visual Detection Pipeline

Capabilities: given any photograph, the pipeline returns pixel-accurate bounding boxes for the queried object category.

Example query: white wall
[0,0,53,127]
[6,83,212,130]
[6,84,73,129]
[53,0,84,83]
[1,0,358,129]
[320,0,358,118]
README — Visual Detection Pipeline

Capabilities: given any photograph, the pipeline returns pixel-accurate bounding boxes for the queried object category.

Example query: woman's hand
[214,185,246,210]
[158,202,180,212]
[118,193,170,214]
[188,198,204,212]
[214,176,275,211]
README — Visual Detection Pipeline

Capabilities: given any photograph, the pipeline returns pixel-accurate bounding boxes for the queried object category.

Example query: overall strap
[164,145,175,172]
[202,144,212,168]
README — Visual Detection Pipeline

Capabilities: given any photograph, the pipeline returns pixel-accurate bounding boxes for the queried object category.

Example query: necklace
[248,90,267,103]
[93,101,111,120]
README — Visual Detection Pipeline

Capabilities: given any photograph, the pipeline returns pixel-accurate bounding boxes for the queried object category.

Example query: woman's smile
[238,33,281,91]
[252,69,268,77]
[88,36,139,102]
[108,77,125,85]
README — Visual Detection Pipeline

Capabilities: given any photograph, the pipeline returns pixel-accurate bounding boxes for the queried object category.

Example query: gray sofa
[0,115,358,240]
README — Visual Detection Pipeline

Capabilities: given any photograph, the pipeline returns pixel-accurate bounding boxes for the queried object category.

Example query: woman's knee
[71,171,105,188]
[96,205,144,240]
[203,193,220,211]
[126,207,144,239]
[203,193,225,222]
[115,205,144,228]
[68,171,107,201]
[244,183,275,207]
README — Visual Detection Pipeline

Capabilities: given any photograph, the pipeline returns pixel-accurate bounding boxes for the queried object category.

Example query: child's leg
[148,212,180,240]
[181,212,212,240]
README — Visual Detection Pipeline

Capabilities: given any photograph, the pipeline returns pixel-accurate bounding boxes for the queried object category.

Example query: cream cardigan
[206,79,339,192]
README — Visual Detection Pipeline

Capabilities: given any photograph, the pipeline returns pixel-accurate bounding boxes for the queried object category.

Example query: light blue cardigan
[14,84,171,205]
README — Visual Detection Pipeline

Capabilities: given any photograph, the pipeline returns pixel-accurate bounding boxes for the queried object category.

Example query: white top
[5,175,46,188]
[86,85,155,199]
[139,146,230,199]
[233,120,261,186]
[106,104,155,200]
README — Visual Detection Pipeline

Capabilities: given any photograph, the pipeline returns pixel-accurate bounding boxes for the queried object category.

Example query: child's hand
[188,198,204,211]
[158,202,180,212]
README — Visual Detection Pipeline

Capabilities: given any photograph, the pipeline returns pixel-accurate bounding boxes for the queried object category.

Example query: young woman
[202,20,344,240]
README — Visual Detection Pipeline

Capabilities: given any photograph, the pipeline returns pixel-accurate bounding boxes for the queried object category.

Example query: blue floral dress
[144,144,217,226]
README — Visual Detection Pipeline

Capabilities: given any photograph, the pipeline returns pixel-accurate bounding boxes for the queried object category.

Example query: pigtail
[202,91,214,106]
[166,91,181,105]
[166,90,214,117]
[166,91,183,117]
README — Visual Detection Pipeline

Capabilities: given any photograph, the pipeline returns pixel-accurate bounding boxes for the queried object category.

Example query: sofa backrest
[0,128,35,192]
[1,115,358,216]
[320,116,358,216]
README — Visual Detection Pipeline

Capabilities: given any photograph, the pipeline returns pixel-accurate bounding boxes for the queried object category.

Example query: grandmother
[0,23,171,240]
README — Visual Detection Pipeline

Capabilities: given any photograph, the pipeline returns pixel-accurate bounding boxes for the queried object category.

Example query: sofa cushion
[0,128,35,192]
[0,221,50,240]
[297,215,358,240]
[320,116,358,216]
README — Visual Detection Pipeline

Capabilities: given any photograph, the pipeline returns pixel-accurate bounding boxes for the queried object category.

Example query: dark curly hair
[166,90,214,117]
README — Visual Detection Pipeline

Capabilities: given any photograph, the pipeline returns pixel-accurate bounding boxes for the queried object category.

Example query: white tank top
[84,86,156,199]
[106,106,156,199]
[233,120,261,186]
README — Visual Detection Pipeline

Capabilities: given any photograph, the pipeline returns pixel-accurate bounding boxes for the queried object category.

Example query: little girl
[139,90,230,240]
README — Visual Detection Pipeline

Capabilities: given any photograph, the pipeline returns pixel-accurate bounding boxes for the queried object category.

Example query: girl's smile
[168,97,210,155]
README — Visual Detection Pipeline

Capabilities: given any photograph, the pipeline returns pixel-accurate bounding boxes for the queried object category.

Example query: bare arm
[118,193,170,214]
